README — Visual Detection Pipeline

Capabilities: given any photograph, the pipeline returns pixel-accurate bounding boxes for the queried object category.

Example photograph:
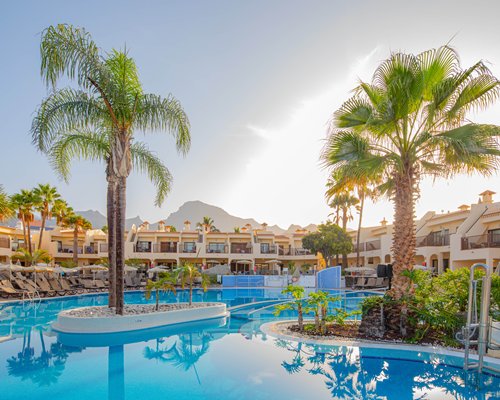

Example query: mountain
[76,200,317,234]
[75,210,143,231]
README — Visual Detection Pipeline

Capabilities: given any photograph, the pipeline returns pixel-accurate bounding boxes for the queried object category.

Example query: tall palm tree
[32,24,190,314]
[196,216,215,233]
[33,184,61,249]
[61,212,92,265]
[326,191,358,267]
[322,45,500,299]
[0,185,13,222]
[10,190,38,256]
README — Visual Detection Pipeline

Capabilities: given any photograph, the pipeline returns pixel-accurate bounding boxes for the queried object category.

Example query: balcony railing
[278,247,312,256]
[83,246,99,254]
[355,240,381,252]
[206,244,228,254]
[461,234,500,250]
[179,245,197,253]
[416,234,450,247]
[0,237,9,249]
[230,244,252,254]
[58,246,84,254]
[260,244,277,254]
[153,243,178,253]
[133,244,152,253]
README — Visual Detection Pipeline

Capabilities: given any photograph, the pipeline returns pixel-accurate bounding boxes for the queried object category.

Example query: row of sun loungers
[348,277,388,289]
[0,272,147,299]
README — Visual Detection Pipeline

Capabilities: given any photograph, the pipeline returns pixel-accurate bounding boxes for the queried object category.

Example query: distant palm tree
[61,213,92,265]
[145,274,177,311]
[196,216,215,233]
[322,45,500,299]
[326,191,358,267]
[33,184,61,249]
[13,248,51,266]
[327,170,379,266]
[51,199,73,226]
[32,24,191,314]
[11,190,38,255]
[175,263,210,305]
[0,185,13,222]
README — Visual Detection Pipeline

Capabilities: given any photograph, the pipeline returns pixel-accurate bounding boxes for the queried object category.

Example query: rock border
[52,302,229,334]
[261,320,500,367]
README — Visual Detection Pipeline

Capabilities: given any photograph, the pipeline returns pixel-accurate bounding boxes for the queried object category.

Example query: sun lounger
[60,278,80,294]
[35,276,57,296]
[354,277,366,288]
[0,280,23,298]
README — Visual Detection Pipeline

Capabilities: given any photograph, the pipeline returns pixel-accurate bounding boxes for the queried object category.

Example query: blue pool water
[0,289,498,399]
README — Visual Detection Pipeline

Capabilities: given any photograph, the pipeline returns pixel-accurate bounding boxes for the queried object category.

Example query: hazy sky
[1,0,500,229]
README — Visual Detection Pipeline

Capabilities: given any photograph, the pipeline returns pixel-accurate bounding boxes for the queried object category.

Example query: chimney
[241,226,248,233]
[380,218,387,227]
[458,204,470,211]
[157,220,165,231]
[140,221,150,231]
[183,220,191,231]
[479,190,495,205]
[261,222,268,231]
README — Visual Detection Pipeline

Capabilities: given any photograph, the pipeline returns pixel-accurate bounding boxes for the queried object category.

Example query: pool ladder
[460,263,500,375]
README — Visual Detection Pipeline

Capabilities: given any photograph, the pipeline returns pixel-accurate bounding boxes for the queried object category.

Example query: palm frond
[130,142,173,206]
[135,94,191,155]
[40,24,103,90]
[31,88,108,152]
[48,130,110,181]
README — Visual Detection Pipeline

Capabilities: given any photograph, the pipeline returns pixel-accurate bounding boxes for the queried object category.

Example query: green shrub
[361,296,384,316]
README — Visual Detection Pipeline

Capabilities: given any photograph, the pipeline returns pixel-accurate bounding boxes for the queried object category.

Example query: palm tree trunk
[38,212,46,249]
[27,220,33,257]
[298,303,303,330]
[356,193,365,267]
[189,281,193,306]
[107,173,117,308]
[21,215,27,250]
[341,208,348,268]
[115,177,126,315]
[73,227,78,265]
[391,171,416,299]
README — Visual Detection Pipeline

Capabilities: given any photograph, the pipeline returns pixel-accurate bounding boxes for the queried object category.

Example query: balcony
[278,247,312,256]
[99,243,108,253]
[57,246,84,254]
[133,243,152,253]
[416,234,450,247]
[355,240,381,252]
[461,234,500,250]
[230,243,252,254]
[180,246,196,254]
[153,243,178,253]
[206,244,228,254]
[83,246,99,254]
[260,244,277,254]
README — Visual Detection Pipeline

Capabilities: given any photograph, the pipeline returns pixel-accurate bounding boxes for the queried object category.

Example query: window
[208,243,226,253]
[183,242,196,252]
[488,229,500,246]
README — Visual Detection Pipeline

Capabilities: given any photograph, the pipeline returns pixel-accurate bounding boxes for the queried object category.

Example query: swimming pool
[0,289,498,399]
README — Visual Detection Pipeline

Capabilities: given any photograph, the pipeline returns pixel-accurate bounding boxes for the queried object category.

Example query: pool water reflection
[0,289,498,399]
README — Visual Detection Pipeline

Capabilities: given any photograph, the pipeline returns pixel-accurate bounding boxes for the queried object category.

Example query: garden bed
[274,320,462,348]
[52,302,228,334]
